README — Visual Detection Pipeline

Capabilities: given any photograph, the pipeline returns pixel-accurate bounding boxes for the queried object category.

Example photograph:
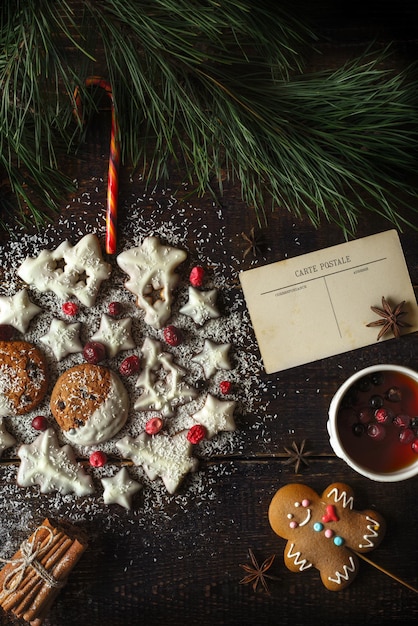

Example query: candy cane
[74,76,120,255]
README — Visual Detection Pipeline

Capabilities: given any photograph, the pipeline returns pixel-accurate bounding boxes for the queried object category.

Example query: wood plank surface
[1,4,418,625]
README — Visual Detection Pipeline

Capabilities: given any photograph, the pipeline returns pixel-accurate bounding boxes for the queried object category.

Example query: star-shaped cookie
[179,287,220,326]
[192,393,236,438]
[0,418,16,457]
[116,431,198,494]
[17,428,94,496]
[39,318,83,361]
[192,339,232,379]
[90,314,135,357]
[0,289,41,333]
[101,467,142,509]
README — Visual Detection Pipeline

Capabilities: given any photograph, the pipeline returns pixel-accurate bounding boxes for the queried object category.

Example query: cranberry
[119,355,140,376]
[369,395,384,409]
[145,417,163,435]
[393,414,411,429]
[219,380,232,395]
[399,428,415,445]
[385,386,402,403]
[62,301,79,316]
[0,324,15,341]
[187,424,207,444]
[357,406,373,424]
[189,266,205,287]
[31,415,48,431]
[412,438,418,454]
[83,341,106,364]
[367,423,386,441]
[374,408,393,424]
[108,301,122,317]
[163,325,182,347]
[89,451,107,467]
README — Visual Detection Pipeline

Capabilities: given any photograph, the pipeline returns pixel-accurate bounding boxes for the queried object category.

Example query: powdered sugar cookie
[17,233,111,307]
[268,482,386,591]
[116,236,187,329]
[0,340,48,417]
[50,363,129,445]
[0,289,41,333]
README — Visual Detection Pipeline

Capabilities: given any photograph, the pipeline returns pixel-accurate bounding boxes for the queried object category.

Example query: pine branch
[1,0,418,236]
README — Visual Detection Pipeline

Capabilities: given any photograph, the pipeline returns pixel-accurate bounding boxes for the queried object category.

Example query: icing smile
[287,498,312,529]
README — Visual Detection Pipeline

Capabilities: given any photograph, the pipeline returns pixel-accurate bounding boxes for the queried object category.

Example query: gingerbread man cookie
[268,482,386,591]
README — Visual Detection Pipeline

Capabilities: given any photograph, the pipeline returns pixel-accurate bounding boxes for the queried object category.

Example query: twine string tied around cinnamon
[0,525,66,594]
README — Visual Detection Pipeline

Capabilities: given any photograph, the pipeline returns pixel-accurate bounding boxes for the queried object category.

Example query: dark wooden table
[1,5,418,625]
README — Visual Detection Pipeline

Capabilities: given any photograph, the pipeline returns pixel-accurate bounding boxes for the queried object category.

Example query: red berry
[367,423,386,441]
[62,301,79,316]
[163,325,182,346]
[119,355,141,376]
[0,324,15,341]
[145,417,163,435]
[108,301,122,317]
[189,266,205,287]
[374,407,393,424]
[89,451,108,467]
[83,341,106,364]
[399,428,415,445]
[393,414,411,428]
[187,424,207,444]
[31,415,48,431]
[412,438,418,454]
[219,380,232,395]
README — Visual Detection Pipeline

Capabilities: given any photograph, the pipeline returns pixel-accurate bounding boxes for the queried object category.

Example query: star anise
[366,296,411,340]
[241,227,263,259]
[239,548,277,594]
[283,439,312,474]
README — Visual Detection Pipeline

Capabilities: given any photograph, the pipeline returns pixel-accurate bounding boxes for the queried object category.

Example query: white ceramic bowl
[327,364,418,482]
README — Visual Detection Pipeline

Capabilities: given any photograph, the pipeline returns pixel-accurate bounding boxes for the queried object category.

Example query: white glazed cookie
[101,467,142,509]
[192,339,232,379]
[0,289,41,333]
[134,337,197,416]
[50,364,129,446]
[116,236,187,329]
[17,428,94,496]
[0,418,16,457]
[116,431,198,494]
[192,393,236,438]
[17,234,111,307]
[39,318,83,361]
[179,286,220,325]
[90,314,135,357]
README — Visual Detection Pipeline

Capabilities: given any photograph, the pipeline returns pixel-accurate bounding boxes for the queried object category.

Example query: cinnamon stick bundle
[0,518,87,625]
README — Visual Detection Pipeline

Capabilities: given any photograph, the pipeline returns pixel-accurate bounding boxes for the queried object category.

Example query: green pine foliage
[1,0,418,236]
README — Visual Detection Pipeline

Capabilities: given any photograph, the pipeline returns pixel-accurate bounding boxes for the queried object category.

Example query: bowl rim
[328,364,418,482]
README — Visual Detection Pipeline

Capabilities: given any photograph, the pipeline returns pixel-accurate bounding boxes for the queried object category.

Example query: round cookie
[268,482,386,591]
[0,340,48,417]
[50,363,129,445]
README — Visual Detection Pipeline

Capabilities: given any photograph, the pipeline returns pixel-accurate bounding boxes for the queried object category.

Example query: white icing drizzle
[286,543,313,571]
[64,371,129,445]
[17,234,111,307]
[326,487,354,510]
[101,467,142,510]
[0,289,42,333]
[358,515,380,549]
[17,428,94,496]
[116,431,198,495]
[90,314,135,357]
[327,556,356,585]
[116,236,187,329]
[192,393,236,439]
